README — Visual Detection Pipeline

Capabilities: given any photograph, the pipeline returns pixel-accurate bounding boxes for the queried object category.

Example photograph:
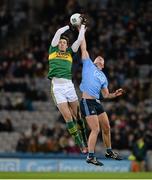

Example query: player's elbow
[102,90,110,99]
[51,42,57,47]
[72,40,81,52]
[81,47,87,52]
[78,36,84,43]
[51,41,58,47]
[72,47,78,53]
[102,94,108,99]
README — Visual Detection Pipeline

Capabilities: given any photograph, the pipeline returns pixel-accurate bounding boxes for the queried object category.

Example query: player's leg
[66,82,88,150]
[98,112,111,149]
[86,115,99,154]
[98,112,123,160]
[80,99,103,166]
[51,82,83,150]
[57,102,84,149]
[69,101,88,149]
[95,102,111,151]
[85,115,103,166]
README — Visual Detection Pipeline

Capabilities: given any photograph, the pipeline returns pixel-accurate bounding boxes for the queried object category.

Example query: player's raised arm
[80,36,89,60]
[71,24,86,52]
[51,25,70,47]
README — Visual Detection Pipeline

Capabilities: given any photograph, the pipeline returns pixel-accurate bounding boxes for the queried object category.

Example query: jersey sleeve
[82,58,93,66]
[100,79,108,100]
[101,79,108,88]
[48,45,58,54]
[67,47,76,56]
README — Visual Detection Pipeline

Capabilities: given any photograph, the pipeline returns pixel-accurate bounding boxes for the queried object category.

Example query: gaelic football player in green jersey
[48,19,87,153]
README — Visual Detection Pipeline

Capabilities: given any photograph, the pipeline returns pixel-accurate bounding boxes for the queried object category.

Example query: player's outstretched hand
[80,14,88,26]
[114,88,126,97]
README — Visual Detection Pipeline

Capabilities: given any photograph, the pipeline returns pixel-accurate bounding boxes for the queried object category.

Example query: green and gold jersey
[48,46,74,80]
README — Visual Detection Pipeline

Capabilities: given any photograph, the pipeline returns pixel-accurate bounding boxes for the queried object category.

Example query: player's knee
[103,125,110,135]
[91,127,100,135]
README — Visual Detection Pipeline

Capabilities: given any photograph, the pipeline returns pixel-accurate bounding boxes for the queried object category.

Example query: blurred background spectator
[129,133,147,172]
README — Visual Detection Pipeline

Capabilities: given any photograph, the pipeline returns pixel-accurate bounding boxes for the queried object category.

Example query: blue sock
[88,152,94,158]
[107,148,112,153]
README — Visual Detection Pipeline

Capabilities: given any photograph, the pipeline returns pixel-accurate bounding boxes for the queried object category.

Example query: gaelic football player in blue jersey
[80,35,125,166]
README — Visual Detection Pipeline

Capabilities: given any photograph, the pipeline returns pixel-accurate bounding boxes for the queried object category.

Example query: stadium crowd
[0,0,28,48]
[0,0,152,153]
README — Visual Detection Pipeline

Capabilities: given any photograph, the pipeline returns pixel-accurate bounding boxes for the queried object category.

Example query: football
[70,13,82,26]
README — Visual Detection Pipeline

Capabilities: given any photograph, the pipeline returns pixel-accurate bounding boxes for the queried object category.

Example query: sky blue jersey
[80,58,108,99]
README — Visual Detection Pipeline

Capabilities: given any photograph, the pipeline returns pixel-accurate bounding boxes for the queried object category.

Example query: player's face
[94,56,104,70]
[58,39,68,52]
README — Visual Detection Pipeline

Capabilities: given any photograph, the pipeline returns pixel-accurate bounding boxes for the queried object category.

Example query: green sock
[66,120,83,148]
[74,106,87,147]
[77,119,88,147]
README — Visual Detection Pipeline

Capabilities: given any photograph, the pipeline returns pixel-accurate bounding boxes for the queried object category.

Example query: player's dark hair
[60,35,69,46]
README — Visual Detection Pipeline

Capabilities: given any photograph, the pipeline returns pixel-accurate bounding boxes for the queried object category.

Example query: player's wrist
[109,93,117,99]
[112,93,117,98]
[66,25,70,29]
[81,24,85,28]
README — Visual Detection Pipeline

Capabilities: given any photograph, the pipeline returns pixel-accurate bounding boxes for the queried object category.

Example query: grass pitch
[0,172,152,179]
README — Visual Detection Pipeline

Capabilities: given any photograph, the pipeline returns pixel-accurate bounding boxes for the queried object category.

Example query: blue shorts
[80,98,105,117]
